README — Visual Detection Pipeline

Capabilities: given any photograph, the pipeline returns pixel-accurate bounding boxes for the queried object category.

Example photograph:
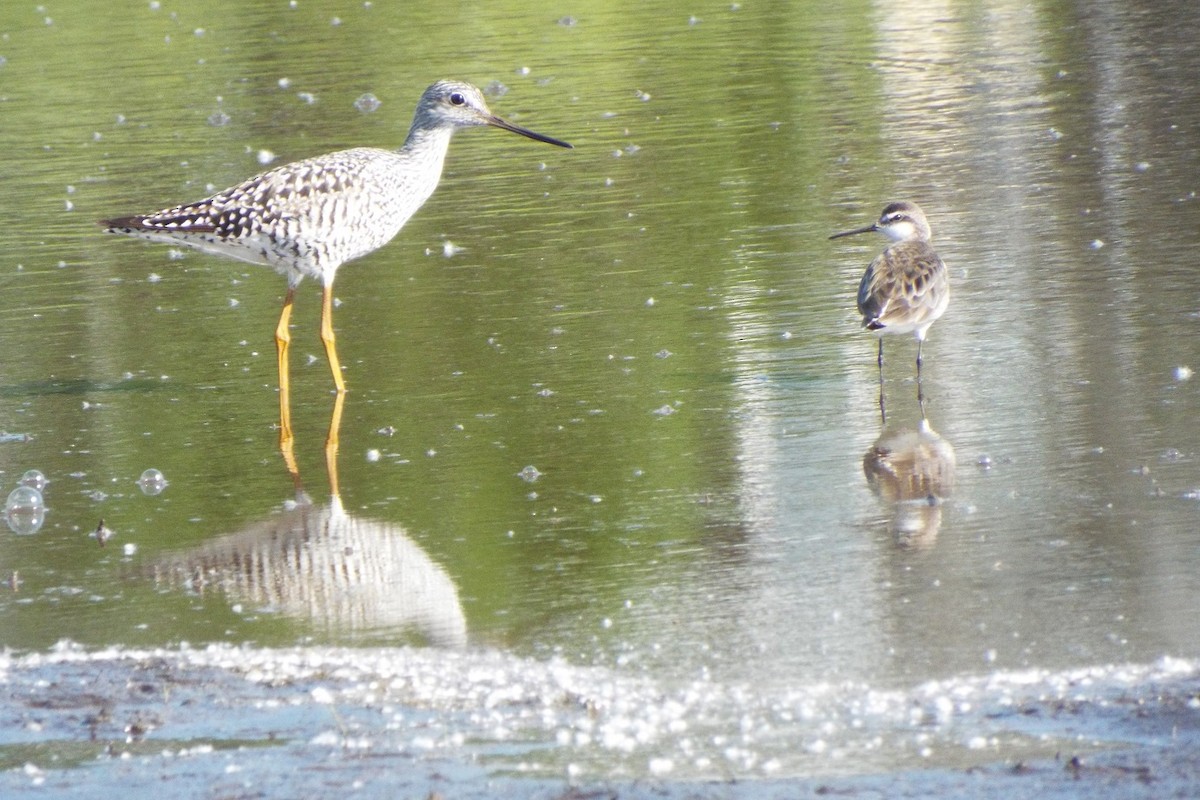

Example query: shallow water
[1,0,1199,790]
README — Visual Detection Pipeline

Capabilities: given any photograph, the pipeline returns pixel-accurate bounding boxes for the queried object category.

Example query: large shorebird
[103,80,572,441]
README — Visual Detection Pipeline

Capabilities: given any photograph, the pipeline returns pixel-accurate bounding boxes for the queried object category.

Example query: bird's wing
[858,243,947,329]
[103,149,383,239]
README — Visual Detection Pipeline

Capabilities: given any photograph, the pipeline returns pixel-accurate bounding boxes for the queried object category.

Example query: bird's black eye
[449,92,466,106]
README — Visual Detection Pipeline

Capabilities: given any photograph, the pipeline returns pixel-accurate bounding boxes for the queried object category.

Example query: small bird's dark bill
[829,223,878,240]
[488,115,573,149]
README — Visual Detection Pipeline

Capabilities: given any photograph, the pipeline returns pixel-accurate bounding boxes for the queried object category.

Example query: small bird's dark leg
[918,341,930,418]
[915,338,928,418]
[877,339,887,425]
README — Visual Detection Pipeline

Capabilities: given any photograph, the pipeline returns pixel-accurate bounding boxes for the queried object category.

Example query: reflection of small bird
[831,202,949,374]
[93,519,114,547]
[863,419,956,547]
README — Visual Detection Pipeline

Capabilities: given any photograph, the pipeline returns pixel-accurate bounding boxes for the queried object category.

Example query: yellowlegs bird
[830,201,949,376]
[102,79,572,443]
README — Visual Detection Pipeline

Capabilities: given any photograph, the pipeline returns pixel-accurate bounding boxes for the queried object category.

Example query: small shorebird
[830,201,949,377]
[102,80,572,443]
[92,518,114,547]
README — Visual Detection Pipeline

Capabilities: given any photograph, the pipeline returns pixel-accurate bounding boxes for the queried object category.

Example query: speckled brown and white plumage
[831,201,949,369]
[101,79,571,429]
[103,80,571,290]
[103,146,446,289]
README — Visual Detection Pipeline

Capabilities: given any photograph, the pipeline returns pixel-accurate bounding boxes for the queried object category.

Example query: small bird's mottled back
[856,236,946,336]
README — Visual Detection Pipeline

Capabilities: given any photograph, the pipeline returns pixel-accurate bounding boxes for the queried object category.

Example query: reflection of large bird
[863,420,956,547]
[151,496,466,647]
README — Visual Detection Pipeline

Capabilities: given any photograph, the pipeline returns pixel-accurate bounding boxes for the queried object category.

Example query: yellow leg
[324,389,345,499]
[276,289,296,436]
[320,282,346,394]
[276,288,298,474]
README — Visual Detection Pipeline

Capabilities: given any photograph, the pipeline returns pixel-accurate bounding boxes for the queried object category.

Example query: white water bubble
[353,93,381,113]
[5,486,46,535]
[138,468,168,496]
[19,469,48,492]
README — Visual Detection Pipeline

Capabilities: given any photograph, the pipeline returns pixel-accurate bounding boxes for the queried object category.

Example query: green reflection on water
[0,0,767,655]
[1,0,1199,695]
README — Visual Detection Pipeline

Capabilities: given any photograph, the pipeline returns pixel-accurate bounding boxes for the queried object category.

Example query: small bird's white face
[878,217,918,242]
[874,202,932,242]
[829,201,931,244]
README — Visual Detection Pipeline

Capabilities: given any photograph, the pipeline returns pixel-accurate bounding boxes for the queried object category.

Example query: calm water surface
[1,0,1198,784]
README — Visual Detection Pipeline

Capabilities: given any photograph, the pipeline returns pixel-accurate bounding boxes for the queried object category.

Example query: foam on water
[1,642,1196,788]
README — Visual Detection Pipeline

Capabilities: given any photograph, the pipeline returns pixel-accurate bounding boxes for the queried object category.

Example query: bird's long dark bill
[829,223,878,240]
[488,115,573,148]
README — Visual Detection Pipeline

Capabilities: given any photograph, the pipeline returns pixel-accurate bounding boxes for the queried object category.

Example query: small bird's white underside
[870,322,932,340]
[866,283,950,340]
